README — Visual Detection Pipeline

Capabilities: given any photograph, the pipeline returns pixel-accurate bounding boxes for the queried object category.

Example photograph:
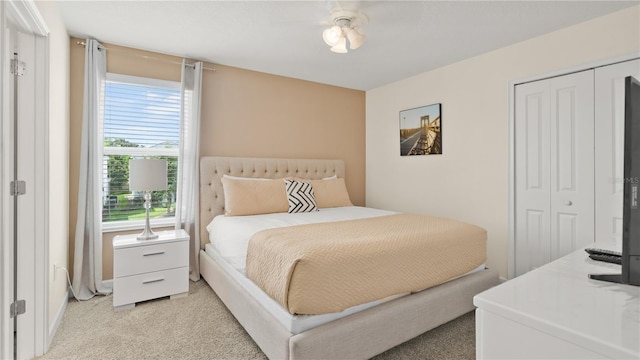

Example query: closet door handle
[565,201,573,206]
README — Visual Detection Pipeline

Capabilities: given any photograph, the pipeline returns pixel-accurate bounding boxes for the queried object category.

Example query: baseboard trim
[47,290,69,351]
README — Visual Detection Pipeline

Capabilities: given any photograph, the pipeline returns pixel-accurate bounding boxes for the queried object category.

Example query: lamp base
[136,227,159,240]
[137,191,159,240]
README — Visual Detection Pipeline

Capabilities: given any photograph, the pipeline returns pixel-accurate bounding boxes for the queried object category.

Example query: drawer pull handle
[143,251,165,257]
[142,278,165,285]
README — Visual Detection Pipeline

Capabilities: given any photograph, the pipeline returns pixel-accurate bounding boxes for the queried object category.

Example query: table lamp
[129,158,167,240]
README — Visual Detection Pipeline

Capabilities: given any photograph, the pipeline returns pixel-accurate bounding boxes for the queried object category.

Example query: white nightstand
[112,229,189,311]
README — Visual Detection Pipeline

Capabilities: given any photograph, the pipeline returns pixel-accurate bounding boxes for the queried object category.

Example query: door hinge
[10,181,25,196]
[10,59,25,76]
[9,300,25,318]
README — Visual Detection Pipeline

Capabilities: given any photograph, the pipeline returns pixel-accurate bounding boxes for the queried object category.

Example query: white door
[1,3,49,358]
[515,70,595,276]
[594,59,640,246]
[549,71,595,260]
[15,29,48,360]
[515,79,552,276]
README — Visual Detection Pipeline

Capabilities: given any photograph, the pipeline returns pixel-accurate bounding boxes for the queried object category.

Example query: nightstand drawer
[114,240,188,278]
[113,267,188,307]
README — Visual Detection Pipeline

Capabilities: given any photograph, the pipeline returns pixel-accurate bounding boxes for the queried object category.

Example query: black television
[590,75,640,286]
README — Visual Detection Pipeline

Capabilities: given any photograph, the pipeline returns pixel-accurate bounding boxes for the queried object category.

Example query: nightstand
[112,229,189,310]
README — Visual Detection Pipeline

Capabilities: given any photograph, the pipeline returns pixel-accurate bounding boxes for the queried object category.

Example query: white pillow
[285,179,318,213]
[322,174,338,180]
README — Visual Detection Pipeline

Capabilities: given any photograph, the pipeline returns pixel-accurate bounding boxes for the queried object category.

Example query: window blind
[102,74,180,224]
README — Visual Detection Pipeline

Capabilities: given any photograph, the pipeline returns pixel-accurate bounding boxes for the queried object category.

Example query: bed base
[200,250,500,360]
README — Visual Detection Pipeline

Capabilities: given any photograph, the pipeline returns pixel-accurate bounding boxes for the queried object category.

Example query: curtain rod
[75,41,216,72]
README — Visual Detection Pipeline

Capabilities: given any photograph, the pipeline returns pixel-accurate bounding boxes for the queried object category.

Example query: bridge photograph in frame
[399,103,442,156]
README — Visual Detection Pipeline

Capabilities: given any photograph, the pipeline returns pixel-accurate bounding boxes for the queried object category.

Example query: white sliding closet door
[595,59,640,245]
[514,70,594,276]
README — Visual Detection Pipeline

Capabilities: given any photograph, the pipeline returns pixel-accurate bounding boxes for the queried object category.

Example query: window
[102,73,180,230]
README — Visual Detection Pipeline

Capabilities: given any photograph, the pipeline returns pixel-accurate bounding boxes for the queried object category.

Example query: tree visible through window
[102,74,180,226]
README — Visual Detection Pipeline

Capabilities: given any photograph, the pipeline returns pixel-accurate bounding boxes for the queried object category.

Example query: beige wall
[365,6,640,279]
[34,0,70,336]
[69,39,365,280]
[200,64,366,204]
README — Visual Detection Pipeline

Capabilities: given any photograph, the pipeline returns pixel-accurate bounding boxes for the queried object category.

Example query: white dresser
[113,229,190,310]
[474,243,640,359]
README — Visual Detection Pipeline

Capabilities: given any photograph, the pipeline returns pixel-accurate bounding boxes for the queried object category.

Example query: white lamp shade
[346,28,365,49]
[129,159,167,191]
[330,36,348,53]
[322,25,342,46]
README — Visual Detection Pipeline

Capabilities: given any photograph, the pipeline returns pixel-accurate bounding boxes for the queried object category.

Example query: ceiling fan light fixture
[346,28,365,50]
[330,36,348,53]
[322,25,342,46]
[322,10,367,54]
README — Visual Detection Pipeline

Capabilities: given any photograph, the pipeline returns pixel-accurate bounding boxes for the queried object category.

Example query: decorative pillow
[285,179,318,213]
[221,177,288,216]
[309,178,353,208]
[322,174,338,180]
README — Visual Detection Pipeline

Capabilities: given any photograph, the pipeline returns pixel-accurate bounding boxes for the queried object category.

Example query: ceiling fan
[321,7,368,53]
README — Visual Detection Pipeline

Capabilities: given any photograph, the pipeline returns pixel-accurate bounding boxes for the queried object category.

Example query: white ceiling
[55,1,637,91]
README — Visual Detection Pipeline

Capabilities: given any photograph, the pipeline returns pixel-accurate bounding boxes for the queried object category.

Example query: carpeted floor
[39,280,475,359]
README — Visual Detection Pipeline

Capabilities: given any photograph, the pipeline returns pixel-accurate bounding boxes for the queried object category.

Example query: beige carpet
[39,280,475,359]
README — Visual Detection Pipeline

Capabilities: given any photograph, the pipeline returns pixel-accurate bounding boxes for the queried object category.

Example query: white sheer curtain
[175,60,203,281]
[72,39,111,300]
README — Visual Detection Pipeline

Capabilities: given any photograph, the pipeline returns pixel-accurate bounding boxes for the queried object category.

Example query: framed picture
[399,103,442,156]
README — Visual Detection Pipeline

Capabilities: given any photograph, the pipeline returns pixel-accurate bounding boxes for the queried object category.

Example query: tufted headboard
[199,157,345,248]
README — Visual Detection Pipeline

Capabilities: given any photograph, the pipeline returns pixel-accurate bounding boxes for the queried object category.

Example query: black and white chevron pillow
[285,179,318,213]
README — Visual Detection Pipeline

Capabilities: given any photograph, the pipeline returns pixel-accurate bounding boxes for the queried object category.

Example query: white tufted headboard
[199,156,345,248]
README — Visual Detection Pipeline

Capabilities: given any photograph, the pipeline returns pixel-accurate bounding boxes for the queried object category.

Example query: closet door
[515,80,551,276]
[515,70,594,276]
[595,59,640,245]
[549,71,594,260]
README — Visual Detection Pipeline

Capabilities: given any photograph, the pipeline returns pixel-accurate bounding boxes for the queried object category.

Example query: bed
[198,156,500,359]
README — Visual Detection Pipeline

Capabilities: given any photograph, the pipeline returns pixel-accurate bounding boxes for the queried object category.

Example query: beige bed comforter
[245,214,486,315]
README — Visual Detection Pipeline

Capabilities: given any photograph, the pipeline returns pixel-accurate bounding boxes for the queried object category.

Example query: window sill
[102,217,175,233]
